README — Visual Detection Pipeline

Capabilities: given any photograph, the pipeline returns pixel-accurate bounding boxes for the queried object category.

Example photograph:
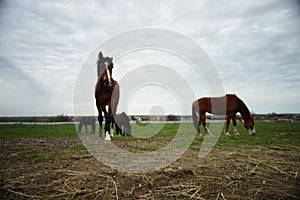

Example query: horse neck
[238,99,251,121]
[97,65,111,79]
[97,67,103,79]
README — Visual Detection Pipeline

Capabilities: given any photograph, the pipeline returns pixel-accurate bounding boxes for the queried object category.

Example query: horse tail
[192,101,199,131]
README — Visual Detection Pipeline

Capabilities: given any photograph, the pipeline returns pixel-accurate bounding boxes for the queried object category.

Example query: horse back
[197,95,228,115]
[196,94,245,115]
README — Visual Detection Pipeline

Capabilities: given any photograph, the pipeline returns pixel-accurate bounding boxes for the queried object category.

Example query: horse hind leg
[233,126,239,135]
[117,125,122,137]
[197,117,201,136]
[78,120,83,134]
[85,124,88,134]
[91,119,96,134]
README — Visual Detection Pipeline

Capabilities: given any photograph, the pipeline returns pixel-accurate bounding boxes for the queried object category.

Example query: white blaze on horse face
[104,61,112,85]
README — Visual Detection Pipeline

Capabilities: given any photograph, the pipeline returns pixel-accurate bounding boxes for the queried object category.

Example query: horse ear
[98,51,103,59]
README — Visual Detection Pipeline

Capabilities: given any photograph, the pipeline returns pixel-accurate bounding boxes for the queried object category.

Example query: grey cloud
[0,0,300,114]
[0,57,45,94]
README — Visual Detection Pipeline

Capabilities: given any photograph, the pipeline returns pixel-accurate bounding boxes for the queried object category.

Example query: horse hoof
[225,132,230,136]
[105,131,111,141]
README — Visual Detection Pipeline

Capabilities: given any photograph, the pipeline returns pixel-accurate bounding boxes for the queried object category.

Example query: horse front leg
[108,106,114,138]
[120,125,123,137]
[98,114,103,138]
[225,115,231,136]
[104,105,115,140]
[92,122,95,134]
[105,114,113,140]
[232,115,240,136]
[201,112,212,136]
[116,124,121,136]
[115,120,122,137]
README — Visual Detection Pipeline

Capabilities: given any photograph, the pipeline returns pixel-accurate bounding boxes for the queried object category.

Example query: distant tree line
[0,113,299,123]
[0,114,73,122]
[253,113,300,122]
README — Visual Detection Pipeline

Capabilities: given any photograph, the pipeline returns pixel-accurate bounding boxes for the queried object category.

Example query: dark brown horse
[95,51,120,140]
[113,112,132,136]
[192,94,255,136]
[78,116,96,134]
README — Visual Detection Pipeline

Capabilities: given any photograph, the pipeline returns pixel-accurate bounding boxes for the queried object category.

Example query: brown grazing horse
[192,94,255,136]
[95,51,120,140]
[113,112,132,136]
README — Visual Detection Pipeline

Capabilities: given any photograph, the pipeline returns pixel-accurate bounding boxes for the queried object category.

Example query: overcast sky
[0,0,299,116]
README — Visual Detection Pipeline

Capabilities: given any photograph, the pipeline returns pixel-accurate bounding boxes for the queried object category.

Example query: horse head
[122,112,132,135]
[245,116,255,135]
[97,51,114,87]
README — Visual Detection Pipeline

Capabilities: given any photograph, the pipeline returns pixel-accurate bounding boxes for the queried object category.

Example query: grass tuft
[16,152,57,162]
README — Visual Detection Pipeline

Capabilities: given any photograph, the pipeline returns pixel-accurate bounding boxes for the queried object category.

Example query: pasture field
[0,122,299,199]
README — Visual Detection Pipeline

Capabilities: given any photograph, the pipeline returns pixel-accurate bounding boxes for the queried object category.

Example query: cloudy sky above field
[0,0,299,116]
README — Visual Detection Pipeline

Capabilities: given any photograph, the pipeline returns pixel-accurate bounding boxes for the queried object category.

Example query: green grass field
[0,124,77,138]
[0,122,299,148]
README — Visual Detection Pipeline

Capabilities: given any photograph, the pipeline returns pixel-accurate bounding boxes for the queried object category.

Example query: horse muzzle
[103,80,113,87]
[248,127,256,135]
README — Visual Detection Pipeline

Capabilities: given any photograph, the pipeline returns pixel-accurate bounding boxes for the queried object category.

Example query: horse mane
[96,59,104,79]
[234,95,251,120]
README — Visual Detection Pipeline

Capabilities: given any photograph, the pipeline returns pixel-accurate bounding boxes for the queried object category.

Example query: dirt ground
[0,137,299,200]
